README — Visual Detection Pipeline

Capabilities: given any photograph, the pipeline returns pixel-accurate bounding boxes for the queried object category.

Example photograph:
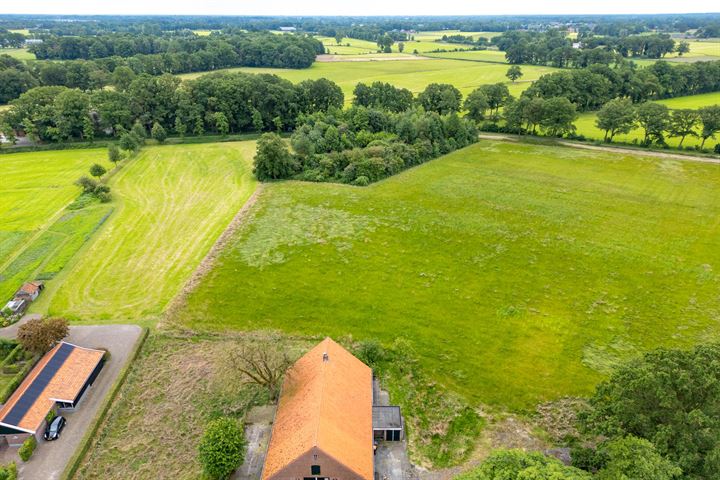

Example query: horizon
[2,0,719,17]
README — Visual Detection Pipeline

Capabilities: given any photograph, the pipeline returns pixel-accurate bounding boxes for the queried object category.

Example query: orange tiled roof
[0,342,104,433]
[17,283,40,295]
[262,338,373,480]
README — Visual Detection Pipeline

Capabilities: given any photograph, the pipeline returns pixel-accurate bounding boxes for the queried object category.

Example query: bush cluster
[254,107,477,185]
[18,436,36,462]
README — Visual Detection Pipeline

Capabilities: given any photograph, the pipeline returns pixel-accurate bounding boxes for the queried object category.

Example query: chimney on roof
[322,352,329,362]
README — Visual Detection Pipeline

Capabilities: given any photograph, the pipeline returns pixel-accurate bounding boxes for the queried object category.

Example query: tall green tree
[463,89,490,122]
[197,418,246,480]
[580,343,720,478]
[417,83,462,115]
[540,97,578,137]
[151,121,167,143]
[456,450,591,480]
[668,109,700,147]
[506,65,523,83]
[636,102,670,145]
[698,105,720,149]
[253,133,296,181]
[596,98,636,141]
[596,436,682,480]
[479,83,511,115]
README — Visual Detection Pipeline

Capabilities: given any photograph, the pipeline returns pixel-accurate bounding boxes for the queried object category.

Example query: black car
[43,416,66,441]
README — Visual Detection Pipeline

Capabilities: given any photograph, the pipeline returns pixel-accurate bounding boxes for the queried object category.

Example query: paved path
[0,325,143,480]
[0,314,40,338]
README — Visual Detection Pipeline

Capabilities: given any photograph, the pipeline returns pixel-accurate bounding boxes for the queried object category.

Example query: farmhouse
[0,342,105,447]
[1,299,27,317]
[13,281,44,302]
[262,338,404,480]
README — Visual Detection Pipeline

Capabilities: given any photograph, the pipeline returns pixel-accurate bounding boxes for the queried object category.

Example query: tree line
[0,29,25,48]
[0,32,323,104]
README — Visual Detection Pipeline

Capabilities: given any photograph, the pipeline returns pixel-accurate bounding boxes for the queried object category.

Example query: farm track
[477,133,720,165]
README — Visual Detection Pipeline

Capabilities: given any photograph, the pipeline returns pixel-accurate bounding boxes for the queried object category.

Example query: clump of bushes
[253,106,478,185]
[74,176,111,203]
[0,462,17,480]
[197,417,246,479]
[18,436,36,462]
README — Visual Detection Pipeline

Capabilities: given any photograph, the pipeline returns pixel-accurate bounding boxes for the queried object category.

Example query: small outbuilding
[0,342,105,446]
[13,281,44,302]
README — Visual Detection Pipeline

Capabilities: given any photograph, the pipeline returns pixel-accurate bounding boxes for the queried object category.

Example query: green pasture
[0,148,112,301]
[177,140,720,410]
[179,59,557,100]
[423,49,508,63]
[47,141,257,321]
[0,48,35,60]
[414,30,502,41]
[318,34,481,55]
[576,93,720,149]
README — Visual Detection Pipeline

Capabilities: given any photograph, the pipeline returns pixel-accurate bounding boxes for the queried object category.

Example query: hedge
[0,355,39,404]
[60,327,148,480]
[18,436,36,462]
[0,462,17,480]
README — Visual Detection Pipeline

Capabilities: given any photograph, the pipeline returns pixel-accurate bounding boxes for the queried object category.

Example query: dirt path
[161,185,263,325]
[477,133,720,165]
[316,54,432,62]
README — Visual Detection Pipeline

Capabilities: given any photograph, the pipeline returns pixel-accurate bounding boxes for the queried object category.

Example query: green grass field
[179,59,557,100]
[0,149,111,265]
[177,140,720,411]
[46,142,257,321]
[318,32,499,56]
[0,48,35,60]
[576,92,720,149]
[424,49,509,63]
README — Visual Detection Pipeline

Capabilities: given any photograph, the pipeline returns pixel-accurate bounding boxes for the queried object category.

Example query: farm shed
[13,281,44,302]
[262,338,374,480]
[0,342,105,446]
[372,406,403,441]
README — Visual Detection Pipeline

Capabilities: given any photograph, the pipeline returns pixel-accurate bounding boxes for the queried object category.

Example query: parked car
[43,416,66,441]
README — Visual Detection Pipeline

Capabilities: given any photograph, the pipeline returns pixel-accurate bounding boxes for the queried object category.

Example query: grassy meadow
[576,92,720,149]
[318,31,500,56]
[179,59,557,100]
[177,140,720,410]
[45,142,257,321]
[0,48,35,60]
[0,149,113,300]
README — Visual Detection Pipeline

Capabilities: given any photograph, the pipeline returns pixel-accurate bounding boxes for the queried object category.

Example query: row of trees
[1,73,344,143]
[493,30,679,67]
[596,100,720,147]
[460,343,720,479]
[254,106,478,185]
[523,61,720,111]
[0,29,25,48]
[0,32,323,104]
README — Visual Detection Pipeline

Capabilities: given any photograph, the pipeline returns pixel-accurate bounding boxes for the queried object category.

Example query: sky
[1,0,718,16]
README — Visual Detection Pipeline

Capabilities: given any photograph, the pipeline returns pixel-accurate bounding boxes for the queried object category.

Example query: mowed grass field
[576,92,720,149]
[180,59,557,99]
[177,141,720,410]
[318,31,501,56]
[46,142,257,321]
[0,48,35,60]
[0,149,113,300]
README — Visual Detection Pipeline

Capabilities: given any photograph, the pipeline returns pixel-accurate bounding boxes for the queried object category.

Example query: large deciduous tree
[698,105,720,149]
[668,108,700,147]
[596,98,636,141]
[636,102,670,145]
[580,343,720,478]
[417,83,463,115]
[17,317,69,356]
[253,133,296,181]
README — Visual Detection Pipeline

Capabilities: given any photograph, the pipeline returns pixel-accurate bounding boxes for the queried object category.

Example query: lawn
[0,48,35,60]
[0,148,112,299]
[176,140,720,411]
[46,141,257,321]
[179,59,558,100]
[575,92,720,149]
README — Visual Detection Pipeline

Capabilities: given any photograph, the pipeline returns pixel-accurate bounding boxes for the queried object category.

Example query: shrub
[89,163,107,179]
[108,144,121,163]
[715,144,720,154]
[352,175,369,186]
[151,122,167,143]
[198,418,246,480]
[0,462,17,480]
[355,339,386,367]
[75,176,98,194]
[18,436,36,462]
[253,133,296,181]
[46,410,56,424]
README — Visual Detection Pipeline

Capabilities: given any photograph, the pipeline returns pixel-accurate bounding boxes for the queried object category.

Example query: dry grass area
[75,331,311,480]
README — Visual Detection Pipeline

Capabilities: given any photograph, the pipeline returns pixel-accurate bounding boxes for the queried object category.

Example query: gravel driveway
[0,324,143,480]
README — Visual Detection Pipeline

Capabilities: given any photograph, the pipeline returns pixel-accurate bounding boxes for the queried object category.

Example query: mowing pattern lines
[49,142,257,320]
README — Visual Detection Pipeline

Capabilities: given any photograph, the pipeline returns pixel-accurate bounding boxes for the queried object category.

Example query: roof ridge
[313,337,330,448]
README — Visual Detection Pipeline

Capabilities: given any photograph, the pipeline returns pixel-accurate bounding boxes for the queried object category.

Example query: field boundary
[162,185,264,325]
[477,133,720,165]
[60,327,149,480]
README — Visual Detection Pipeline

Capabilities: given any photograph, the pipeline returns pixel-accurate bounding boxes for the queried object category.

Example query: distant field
[0,149,112,301]
[414,30,502,41]
[0,48,35,60]
[177,140,720,410]
[179,59,558,100]
[576,92,720,149]
[318,34,483,55]
[47,142,257,321]
[8,29,30,36]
